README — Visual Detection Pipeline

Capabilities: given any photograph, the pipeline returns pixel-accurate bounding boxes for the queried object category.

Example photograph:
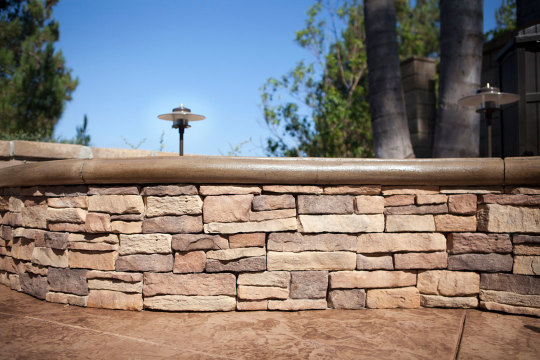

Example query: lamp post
[457,84,519,157]
[158,104,205,156]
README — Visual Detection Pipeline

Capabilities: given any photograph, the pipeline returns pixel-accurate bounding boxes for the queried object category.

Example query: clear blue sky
[52,0,503,156]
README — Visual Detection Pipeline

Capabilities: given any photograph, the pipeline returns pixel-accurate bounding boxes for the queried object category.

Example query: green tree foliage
[73,114,90,145]
[0,0,78,140]
[395,0,439,60]
[485,0,516,40]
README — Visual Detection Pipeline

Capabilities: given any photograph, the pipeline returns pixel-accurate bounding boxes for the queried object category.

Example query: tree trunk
[433,0,483,157]
[364,0,415,158]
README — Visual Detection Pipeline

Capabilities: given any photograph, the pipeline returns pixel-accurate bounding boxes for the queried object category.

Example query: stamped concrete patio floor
[0,286,538,359]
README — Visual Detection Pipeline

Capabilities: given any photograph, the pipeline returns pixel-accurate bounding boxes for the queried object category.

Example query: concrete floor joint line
[454,310,468,360]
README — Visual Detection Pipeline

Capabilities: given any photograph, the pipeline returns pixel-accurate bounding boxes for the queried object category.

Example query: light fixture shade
[458,85,519,109]
[157,112,205,121]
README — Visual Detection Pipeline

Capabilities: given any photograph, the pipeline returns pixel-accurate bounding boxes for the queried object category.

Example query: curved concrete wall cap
[1,155,532,187]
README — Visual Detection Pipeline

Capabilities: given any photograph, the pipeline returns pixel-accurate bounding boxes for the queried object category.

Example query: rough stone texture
[267,251,356,271]
[87,279,142,293]
[68,242,117,252]
[513,256,540,275]
[267,298,327,310]
[357,233,446,253]
[144,295,236,311]
[43,232,68,250]
[143,273,236,296]
[19,273,48,299]
[297,195,354,215]
[513,234,540,244]
[87,195,144,214]
[384,204,448,215]
[206,257,266,273]
[290,271,328,299]
[481,273,540,295]
[146,196,202,217]
[237,271,290,288]
[111,221,142,234]
[48,223,85,232]
[385,215,435,232]
[480,301,540,316]
[249,209,296,222]
[417,270,480,296]
[86,270,143,283]
[207,248,265,261]
[480,289,540,308]
[384,195,415,207]
[229,233,265,248]
[119,234,172,255]
[513,244,540,255]
[416,194,447,205]
[21,205,47,229]
[299,214,384,233]
[8,197,24,212]
[47,268,88,296]
[10,238,34,260]
[172,234,228,251]
[199,185,261,195]
[447,233,512,254]
[45,292,88,307]
[68,233,119,246]
[382,186,439,195]
[4,212,23,227]
[323,185,380,195]
[268,233,356,252]
[110,214,143,221]
[9,274,21,291]
[394,252,448,270]
[204,218,297,234]
[366,287,420,309]
[328,289,366,309]
[263,185,323,194]
[88,186,139,195]
[421,295,478,308]
[479,194,540,206]
[440,186,502,194]
[31,247,68,267]
[252,195,295,211]
[237,286,289,300]
[448,254,513,272]
[87,289,142,311]
[22,263,47,276]
[506,186,540,195]
[173,251,206,273]
[448,194,477,215]
[329,270,416,289]
[236,300,268,311]
[69,250,117,270]
[203,195,254,223]
[142,185,198,196]
[84,213,111,233]
[142,216,202,234]
[356,254,393,270]
[434,215,477,232]
[115,254,173,272]
[477,204,540,233]
[355,196,384,214]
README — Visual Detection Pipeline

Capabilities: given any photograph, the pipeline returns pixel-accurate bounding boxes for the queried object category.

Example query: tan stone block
[142,216,202,234]
[0,196,9,211]
[206,247,265,261]
[299,214,384,233]
[204,217,297,234]
[69,250,117,270]
[142,185,197,196]
[382,186,439,195]
[448,233,511,254]
[434,215,476,232]
[10,237,34,261]
[328,289,365,309]
[384,203,448,215]
[21,205,48,229]
[9,273,21,291]
[440,187,502,194]
[416,194,447,205]
[267,298,327,310]
[267,251,356,271]
[46,291,69,304]
[146,196,202,217]
[329,270,416,289]
[355,196,384,214]
[480,289,540,308]
[384,195,415,207]
[356,254,393,270]
[84,213,111,233]
[506,187,540,195]
[110,221,142,234]
[143,272,236,296]
[513,244,540,255]
[366,287,420,309]
[421,295,478,308]
[88,186,139,195]
[86,270,142,283]
[172,234,228,251]
[0,272,9,286]
[513,256,540,275]
[448,194,477,215]
[47,208,87,223]
[229,233,265,248]
[68,233,119,245]
[263,185,323,194]
[119,234,172,255]
[290,271,328,299]
[237,300,268,311]
[23,262,47,276]
[173,251,206,273]
[47,196,88,208]
[206,257,266,273]
[298,195,354,214]
[144,295,236,311]
[417,270,479,296]
[88,279,142,293]
[385,215,435,232]
[87,290,142,310]
[87,195,144,214]
[394,252,447,270]
[31,247,68,267]
[115,254,173,272]
[237,285,289,300]
[324,185,380,195]
[69,242,117,252]
[249,209,296,222]
[203,194,253,223]
[479,194,540,206]
[480,301,540,317]
[199,185,261,195]
[477,204,540,233]
[48,223,85,232]
[268,232,356,252]
[237,271,290,287]
[8,197,24,212]
[4,212,23,227]
[252,195,295,211]
[357,233,446,253]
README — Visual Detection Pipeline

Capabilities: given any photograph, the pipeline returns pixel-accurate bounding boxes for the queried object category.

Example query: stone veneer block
[47,267,88,296]
[31,247,68,267]
[506,187,540,195]
[394,252,448,270]
[385,195,415,207]
[328,289,366,309]
[382,186,439,195]
[249,209,296,222]
[206,248,265,261]
[447,233,512,254]
[267,251,356,271]
[480,273,540,295]
[144,295,236,311]
[87,195,144,214]
[115,254,173,272]
[8,197,23,212]
[323,185,381,195]
[357,233,446,253]
[252,195,295,211]
[48,223,85,233]
[479,194,540,206]
[385,215,435,232]
[267,298,327,310]
[42,186,88,197]
[229,233,265,248]
[329,270,416,289]
[46,292,88,307]
[172,234,228,251]
[299,214,384,233]
[87,279,142,293]
[416,194,448,205]
[384,204,448,215]
[19,273,48,299]
[440,187,502,194]
[146,196,202,217]
[290,271,328,299]
[68,233,119,246]
[480,301,540,317]
[68,242,117,252]
[110,214,143,221]
[119,234,172,255]
[173,251,206,273]
[513,234,540,244]
[88,186,139,195]
[143,272,236,297]
[84,213,111,233]
[142,185,198,196]
[480,289,540,308]
[356,254,393,270]
[448,254,513,272]
[514,244,540,255]
[204,218,297,234]
[237,300,268,311]
[434,215,476,232]
[22,205,48,229]
[417,270,479,296]
[297,195,354,215]
[9,274,21,291]
[86,270,142,283]
[421,295,478,308]
[206,256,266,273]
[10,237,34,261]
[199,185,261,195]
[263,185,323,194]
[513,256,540,275]
[477,204,540,233]
[366,287,420,309]
[111,221,142,234]
[142,216,202,234]
[268,233,356,252]
[69,250,118,270]
[237,286,289,300]
[203,195,254,223]
[355,196,384,214]
[448,194,477,215]
[237,271,290,288]
[87,290,142,311]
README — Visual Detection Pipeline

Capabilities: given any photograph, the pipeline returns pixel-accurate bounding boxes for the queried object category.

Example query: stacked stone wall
[1,183,539,315]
